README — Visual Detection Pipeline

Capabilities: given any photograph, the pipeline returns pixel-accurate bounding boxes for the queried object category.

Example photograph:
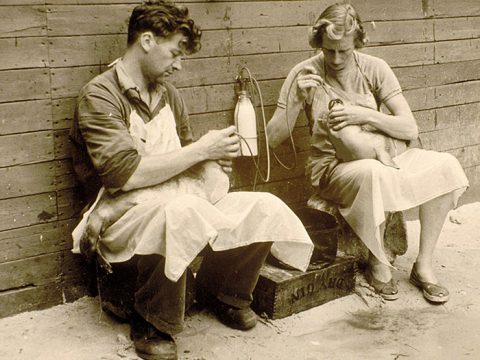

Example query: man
[70,1,312,359]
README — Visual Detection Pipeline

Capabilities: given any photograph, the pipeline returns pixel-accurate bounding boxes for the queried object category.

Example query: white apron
[73,104,314,281]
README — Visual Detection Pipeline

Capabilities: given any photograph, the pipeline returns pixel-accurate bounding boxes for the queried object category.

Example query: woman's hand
[327,103,375,131]
[296,65,325,100]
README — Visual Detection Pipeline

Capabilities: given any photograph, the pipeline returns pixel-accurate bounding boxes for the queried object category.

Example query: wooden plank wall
[1,0,479,317]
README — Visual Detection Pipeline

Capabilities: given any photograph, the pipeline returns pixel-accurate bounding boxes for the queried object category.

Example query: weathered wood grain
[48,34,126,67]
[50,66,102,99]
[404,80,480,111]
[366,19,434,45]
[434,102,480,130]
[0,6,46,38]
[0,219,75,264]
[0,69,50,103]
[54,159,78,190]
[435,17,480,41]
[54,128,71,160]
[420,123,480,152]
[56,188,87,220]
[47,19,436,68]
[52,98,75,129]
[362,43,434,67]
[0,131,54,168]
[48,54,305,98]
[413,109,436,132]
[0,0,44,4]
[49,40,479,104]
[0,283,63,318]
[0,100,52,135]
[394,59,480,90]
[448,144,480,169]
[0,250,87,293]
[0,193,57,232]
[50,69,480,119]
[0,252,61,290]
[0,37,48,70]
[433,0,480,17]
[46,4,134,36]
[46,1,429,37]
[435,38,480,63]
[0,162,55,199]
[0,160,75,199]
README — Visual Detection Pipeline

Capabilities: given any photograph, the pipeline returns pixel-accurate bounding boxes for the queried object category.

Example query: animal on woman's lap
[325,98,399,169]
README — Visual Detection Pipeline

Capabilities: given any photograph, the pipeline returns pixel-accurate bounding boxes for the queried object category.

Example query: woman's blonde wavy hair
[308,3,368,49]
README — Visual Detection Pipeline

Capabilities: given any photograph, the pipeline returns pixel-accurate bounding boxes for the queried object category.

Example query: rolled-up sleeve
[77,85,141,189]
[165,83,193,145]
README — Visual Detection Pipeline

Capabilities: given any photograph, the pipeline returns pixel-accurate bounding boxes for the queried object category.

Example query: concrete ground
[1,202,479,360]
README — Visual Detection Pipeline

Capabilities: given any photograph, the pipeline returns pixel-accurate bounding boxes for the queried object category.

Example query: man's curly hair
[127,0,202,54]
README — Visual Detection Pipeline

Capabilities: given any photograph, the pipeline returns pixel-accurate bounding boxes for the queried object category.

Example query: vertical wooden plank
[57,188,87,220]
[52,98,75,130]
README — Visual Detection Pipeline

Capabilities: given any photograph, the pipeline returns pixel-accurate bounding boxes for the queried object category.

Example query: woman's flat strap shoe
[410,264,450,304]
[365,268,399,301]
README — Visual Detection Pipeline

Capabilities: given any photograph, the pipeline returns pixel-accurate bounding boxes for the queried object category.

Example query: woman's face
[321,33,355,72]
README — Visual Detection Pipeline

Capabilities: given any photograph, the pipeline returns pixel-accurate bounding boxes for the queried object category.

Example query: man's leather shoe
[196,287,257,330]
[214,301,257,330]
[130,312,177,360]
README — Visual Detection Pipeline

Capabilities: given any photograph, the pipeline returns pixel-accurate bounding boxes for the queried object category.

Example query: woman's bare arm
[328,93,418,141]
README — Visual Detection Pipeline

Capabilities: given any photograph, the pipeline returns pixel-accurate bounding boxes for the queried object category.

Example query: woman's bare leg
[415,192,455,283]
[367,221,392,282]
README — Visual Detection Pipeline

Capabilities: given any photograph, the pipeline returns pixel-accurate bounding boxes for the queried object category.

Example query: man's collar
[112,58,141,95]
[112,58,166,101]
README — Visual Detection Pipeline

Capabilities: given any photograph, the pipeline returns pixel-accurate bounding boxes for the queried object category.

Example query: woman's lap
[317,148,468,212]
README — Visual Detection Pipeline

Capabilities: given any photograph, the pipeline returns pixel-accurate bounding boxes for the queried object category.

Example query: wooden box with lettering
[252,257,356,319]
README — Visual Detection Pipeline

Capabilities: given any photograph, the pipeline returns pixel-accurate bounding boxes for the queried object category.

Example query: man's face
[143,32,186,84]
[321,33,355,72]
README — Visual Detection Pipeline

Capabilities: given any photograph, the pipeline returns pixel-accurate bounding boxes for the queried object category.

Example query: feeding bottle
[234,90,258,156]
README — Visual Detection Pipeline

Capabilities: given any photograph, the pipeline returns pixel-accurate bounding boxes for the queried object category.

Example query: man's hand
[196,125,240,160]
[328,103,375,131]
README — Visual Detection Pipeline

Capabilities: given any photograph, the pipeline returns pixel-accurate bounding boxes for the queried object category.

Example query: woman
[267,3,469,302]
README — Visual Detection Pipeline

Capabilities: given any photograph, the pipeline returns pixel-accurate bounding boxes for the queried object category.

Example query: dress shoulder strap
[353,52,381,110]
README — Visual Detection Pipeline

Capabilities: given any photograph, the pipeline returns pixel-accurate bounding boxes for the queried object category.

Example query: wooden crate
[252,257,356,319]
